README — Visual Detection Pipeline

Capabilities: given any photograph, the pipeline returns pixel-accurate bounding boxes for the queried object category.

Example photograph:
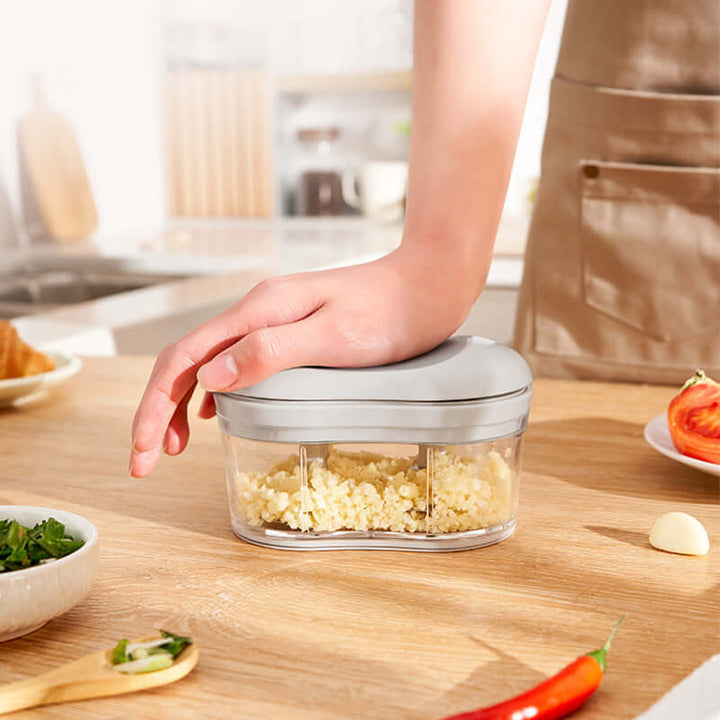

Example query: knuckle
[151,343,195,402]
[329,310,395,358]
[156,342,190,370]
[175,346,196,374]
[248,328,282,369]
[253,276,286,297]
[159,342,194,371]
[153,382,175,406]
[155,345,174,369]
[332,311,370,346]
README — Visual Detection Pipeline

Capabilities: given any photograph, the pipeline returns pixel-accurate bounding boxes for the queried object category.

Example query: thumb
[196,314,333,392]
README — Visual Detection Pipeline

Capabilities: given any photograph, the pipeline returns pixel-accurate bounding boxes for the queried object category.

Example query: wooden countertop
[1,357,717,719]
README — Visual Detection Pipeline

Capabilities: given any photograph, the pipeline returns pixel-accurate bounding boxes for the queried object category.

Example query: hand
[129,246,480,477]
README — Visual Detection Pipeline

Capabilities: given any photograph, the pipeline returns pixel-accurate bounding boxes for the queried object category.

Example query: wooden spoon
[0,637,198,715]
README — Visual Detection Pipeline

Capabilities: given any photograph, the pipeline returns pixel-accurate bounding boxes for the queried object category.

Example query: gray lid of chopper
[213,336,532,443]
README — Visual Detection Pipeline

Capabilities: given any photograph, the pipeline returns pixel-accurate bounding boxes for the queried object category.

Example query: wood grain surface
[164,69,273,218]
[17,84,97,242]
[0,357,717,720]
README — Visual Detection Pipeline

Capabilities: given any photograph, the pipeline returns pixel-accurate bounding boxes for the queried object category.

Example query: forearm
[130,1,550,476]
[401,0,550,305]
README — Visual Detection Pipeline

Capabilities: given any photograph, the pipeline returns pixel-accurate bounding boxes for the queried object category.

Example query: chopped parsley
[0,518,84,573]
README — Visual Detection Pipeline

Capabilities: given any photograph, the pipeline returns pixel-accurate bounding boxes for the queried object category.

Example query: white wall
[0,0,166,248]
[0,0,567,247]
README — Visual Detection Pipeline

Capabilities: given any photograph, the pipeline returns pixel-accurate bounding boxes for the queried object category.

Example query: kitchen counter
[2,357,716,719]
[7,219,399,356]
[7,218,525,354]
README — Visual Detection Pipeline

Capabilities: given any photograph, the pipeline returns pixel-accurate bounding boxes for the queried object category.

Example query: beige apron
[513,0,720,384]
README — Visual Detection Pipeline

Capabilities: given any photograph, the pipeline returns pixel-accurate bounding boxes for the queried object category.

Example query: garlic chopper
[213,335,532,551]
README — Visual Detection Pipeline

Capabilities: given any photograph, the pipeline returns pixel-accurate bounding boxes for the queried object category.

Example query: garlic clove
[649,512,710,556]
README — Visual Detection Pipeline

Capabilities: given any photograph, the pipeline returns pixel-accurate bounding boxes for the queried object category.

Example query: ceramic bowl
[0,506,99,642]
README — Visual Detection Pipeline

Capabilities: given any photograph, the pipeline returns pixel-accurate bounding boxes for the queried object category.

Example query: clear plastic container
[221,438,522,551]
[214,336,531,552]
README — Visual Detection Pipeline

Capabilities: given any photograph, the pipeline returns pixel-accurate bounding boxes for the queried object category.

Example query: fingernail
[129,447,161,477]
[197,354,238,390]
[163,433,178,456]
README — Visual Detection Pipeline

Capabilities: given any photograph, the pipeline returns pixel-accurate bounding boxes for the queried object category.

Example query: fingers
[132,347,196,440]
[198,391,216,419]
[129,445,162,478]
[163,387,194,456]
[196,312,336,392]
[130,275,322,476]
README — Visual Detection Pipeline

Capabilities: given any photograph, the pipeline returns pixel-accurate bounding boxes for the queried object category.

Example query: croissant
[0,321,55,379]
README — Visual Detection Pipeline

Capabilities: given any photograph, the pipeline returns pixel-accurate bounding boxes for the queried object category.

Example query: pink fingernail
[197,355,238,390]
[130,447,161,477]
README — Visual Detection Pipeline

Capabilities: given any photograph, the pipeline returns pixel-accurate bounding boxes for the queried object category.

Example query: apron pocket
[580,160,720,342]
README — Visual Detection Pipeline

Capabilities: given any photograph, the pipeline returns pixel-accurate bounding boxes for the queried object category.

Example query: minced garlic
[236,447,514,534]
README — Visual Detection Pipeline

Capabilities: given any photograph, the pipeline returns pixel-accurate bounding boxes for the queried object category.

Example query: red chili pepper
[441,615,626,720]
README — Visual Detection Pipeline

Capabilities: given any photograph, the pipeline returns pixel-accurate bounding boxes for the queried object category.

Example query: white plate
[0,352,82,407]
[644,414,720,478]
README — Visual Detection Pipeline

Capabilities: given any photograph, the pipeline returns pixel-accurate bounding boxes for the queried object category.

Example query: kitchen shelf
[275,70,412,94]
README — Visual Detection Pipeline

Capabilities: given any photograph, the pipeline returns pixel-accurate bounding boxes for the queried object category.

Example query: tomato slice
[668,370,720,465]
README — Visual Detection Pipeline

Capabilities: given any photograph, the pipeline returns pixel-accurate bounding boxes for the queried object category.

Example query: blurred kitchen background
[0,0,568,356]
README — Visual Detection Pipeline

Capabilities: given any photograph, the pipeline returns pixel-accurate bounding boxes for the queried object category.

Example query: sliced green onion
[112,653,174,674]
[110,630,193,672]
[126,637,173,656]
[111,638,130,665]
[159,630,193,658]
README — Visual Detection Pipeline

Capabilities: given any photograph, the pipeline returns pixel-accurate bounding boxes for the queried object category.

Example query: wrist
[385,236,487,326]
[397,233,487,299]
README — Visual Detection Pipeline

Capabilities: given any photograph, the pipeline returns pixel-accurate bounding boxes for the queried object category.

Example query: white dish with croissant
[0,321,82,405]
[0,344,82,407]
[0,352,82,406]
[0,351,82,406]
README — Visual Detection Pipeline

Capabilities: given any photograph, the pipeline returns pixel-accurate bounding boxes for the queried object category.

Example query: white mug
[342,161,408,222]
